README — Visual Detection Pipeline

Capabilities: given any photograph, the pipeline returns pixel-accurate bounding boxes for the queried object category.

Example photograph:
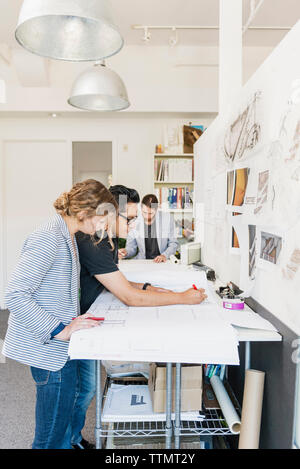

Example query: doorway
[72,141,113,187]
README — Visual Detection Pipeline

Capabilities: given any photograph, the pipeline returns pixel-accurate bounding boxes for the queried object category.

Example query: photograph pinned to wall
[226,168,250,212]
[248,225,257,280]
[258,230,283,272]
[229,213,242,254]
[223,91,262,163]
[227,170,235,205]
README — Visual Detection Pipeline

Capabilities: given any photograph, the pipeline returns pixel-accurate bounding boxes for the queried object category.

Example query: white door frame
[71,138,117,186]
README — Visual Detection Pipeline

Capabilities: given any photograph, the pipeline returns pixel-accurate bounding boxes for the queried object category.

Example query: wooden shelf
[154,153,194,158]
[154,181,194,184]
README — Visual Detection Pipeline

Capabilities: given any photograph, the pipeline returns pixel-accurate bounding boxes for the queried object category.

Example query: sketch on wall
[269,80,300,228]
[223,92,262,163]
[195,22,300,332]
[254,170,269,215]
[282,248,300,280]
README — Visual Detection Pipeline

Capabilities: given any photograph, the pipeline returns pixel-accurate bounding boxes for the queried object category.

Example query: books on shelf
[155,186,194,210]
[155,158,194,183]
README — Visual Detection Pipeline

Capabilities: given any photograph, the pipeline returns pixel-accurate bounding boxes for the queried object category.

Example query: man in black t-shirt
[77,186,204,314]
[70,185,206,449]
[75,231,119,314]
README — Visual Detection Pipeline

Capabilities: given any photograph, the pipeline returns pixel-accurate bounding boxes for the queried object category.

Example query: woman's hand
[118,248,128,259]
[180,288,207,305]
[54,313,100,341]
[153,255,167,263]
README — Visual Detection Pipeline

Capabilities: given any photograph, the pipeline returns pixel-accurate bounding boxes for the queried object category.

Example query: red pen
[72,317,124,324]
[192,284,198,290]
[72,317,105,321]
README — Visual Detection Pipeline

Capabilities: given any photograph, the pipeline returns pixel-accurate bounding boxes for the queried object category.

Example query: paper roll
[238,369,265,449]
[210,375,241,434]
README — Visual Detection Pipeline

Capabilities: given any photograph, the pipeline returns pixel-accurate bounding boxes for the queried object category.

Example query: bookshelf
[153,153,194,240]
[153,153,194,213]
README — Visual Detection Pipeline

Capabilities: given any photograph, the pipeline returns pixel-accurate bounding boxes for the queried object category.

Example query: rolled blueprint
[210,375,241,434]
[238,369,265,449]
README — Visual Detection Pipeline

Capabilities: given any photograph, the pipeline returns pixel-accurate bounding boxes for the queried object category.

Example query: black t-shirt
[144,221,161,260]
[76,232,119,314]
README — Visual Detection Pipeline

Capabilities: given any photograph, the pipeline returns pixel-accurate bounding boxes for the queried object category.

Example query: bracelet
[142,282,151,290]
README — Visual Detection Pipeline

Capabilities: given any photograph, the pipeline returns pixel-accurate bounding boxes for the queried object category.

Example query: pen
[192,284,198,290]
[72,317,123,324]
[72,317,105,321]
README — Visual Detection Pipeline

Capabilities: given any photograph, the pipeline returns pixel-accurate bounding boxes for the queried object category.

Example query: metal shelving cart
[98,373,241,449]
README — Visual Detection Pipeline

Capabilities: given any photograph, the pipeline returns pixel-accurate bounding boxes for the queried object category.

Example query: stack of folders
[155,159,194,183]
[155,187,194,209]
[205,365,226,380]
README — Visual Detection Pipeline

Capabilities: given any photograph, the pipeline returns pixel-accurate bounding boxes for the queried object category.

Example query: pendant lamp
[68,62,130,111]
[15,0,124,61]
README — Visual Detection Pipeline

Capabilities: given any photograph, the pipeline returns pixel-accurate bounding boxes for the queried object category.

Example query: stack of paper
[102,384,205,422]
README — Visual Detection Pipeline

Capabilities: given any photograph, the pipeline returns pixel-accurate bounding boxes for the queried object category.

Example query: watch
[142,282,151,290]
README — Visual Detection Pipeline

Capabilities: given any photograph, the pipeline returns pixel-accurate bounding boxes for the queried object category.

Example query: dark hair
[109,185,140,213]
[142,194,158,208]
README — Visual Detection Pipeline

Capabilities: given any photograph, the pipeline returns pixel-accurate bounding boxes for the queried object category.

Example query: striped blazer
[2,214,80,371]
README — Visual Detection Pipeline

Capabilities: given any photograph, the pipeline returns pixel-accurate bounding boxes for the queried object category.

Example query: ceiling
[0,0,299,49]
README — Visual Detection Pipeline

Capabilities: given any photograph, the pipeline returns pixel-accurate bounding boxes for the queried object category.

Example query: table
[69,260,282,449]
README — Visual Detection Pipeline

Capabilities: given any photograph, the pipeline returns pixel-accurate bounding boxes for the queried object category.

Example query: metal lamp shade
[15,0,124,61]
[68,64,130,111]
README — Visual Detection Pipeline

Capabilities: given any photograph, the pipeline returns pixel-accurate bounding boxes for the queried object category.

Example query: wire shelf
[100,376,241,439]
[100,421,168,438]
[176,409,233,436]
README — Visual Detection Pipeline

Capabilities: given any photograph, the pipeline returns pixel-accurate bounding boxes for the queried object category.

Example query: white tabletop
[119,259,282,344]
[68,260,281,363]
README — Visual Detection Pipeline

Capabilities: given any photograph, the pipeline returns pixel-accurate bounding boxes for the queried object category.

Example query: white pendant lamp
[68,62,130,111]
[15,0,124,61]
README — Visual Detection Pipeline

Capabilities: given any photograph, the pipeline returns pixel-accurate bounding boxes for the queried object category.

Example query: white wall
[194,21,300,335]
[0,45,275,114]
[0,113,214,306]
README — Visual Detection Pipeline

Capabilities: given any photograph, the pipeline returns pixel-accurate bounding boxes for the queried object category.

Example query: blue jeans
[67,360,96,446]
[31,360,78,449]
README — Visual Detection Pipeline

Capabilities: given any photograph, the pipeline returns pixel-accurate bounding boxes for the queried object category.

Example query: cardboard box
[148,363,202,413]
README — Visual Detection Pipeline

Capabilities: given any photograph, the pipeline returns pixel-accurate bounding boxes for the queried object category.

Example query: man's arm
[94,270,206,307]
[124,229,139,258]
[161,214,179,259]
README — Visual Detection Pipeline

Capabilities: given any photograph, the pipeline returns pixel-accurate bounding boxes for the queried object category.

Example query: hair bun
[54,191,70,215]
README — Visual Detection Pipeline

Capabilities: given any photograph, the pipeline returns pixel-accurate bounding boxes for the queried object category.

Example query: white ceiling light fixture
[68,62,130,112]
[15,0,124,62]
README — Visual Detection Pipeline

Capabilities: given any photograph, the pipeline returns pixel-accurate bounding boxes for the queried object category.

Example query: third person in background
[120,194,178,263]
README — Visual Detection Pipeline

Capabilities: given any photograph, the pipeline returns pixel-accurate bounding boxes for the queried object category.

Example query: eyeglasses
[119,214,138,226]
